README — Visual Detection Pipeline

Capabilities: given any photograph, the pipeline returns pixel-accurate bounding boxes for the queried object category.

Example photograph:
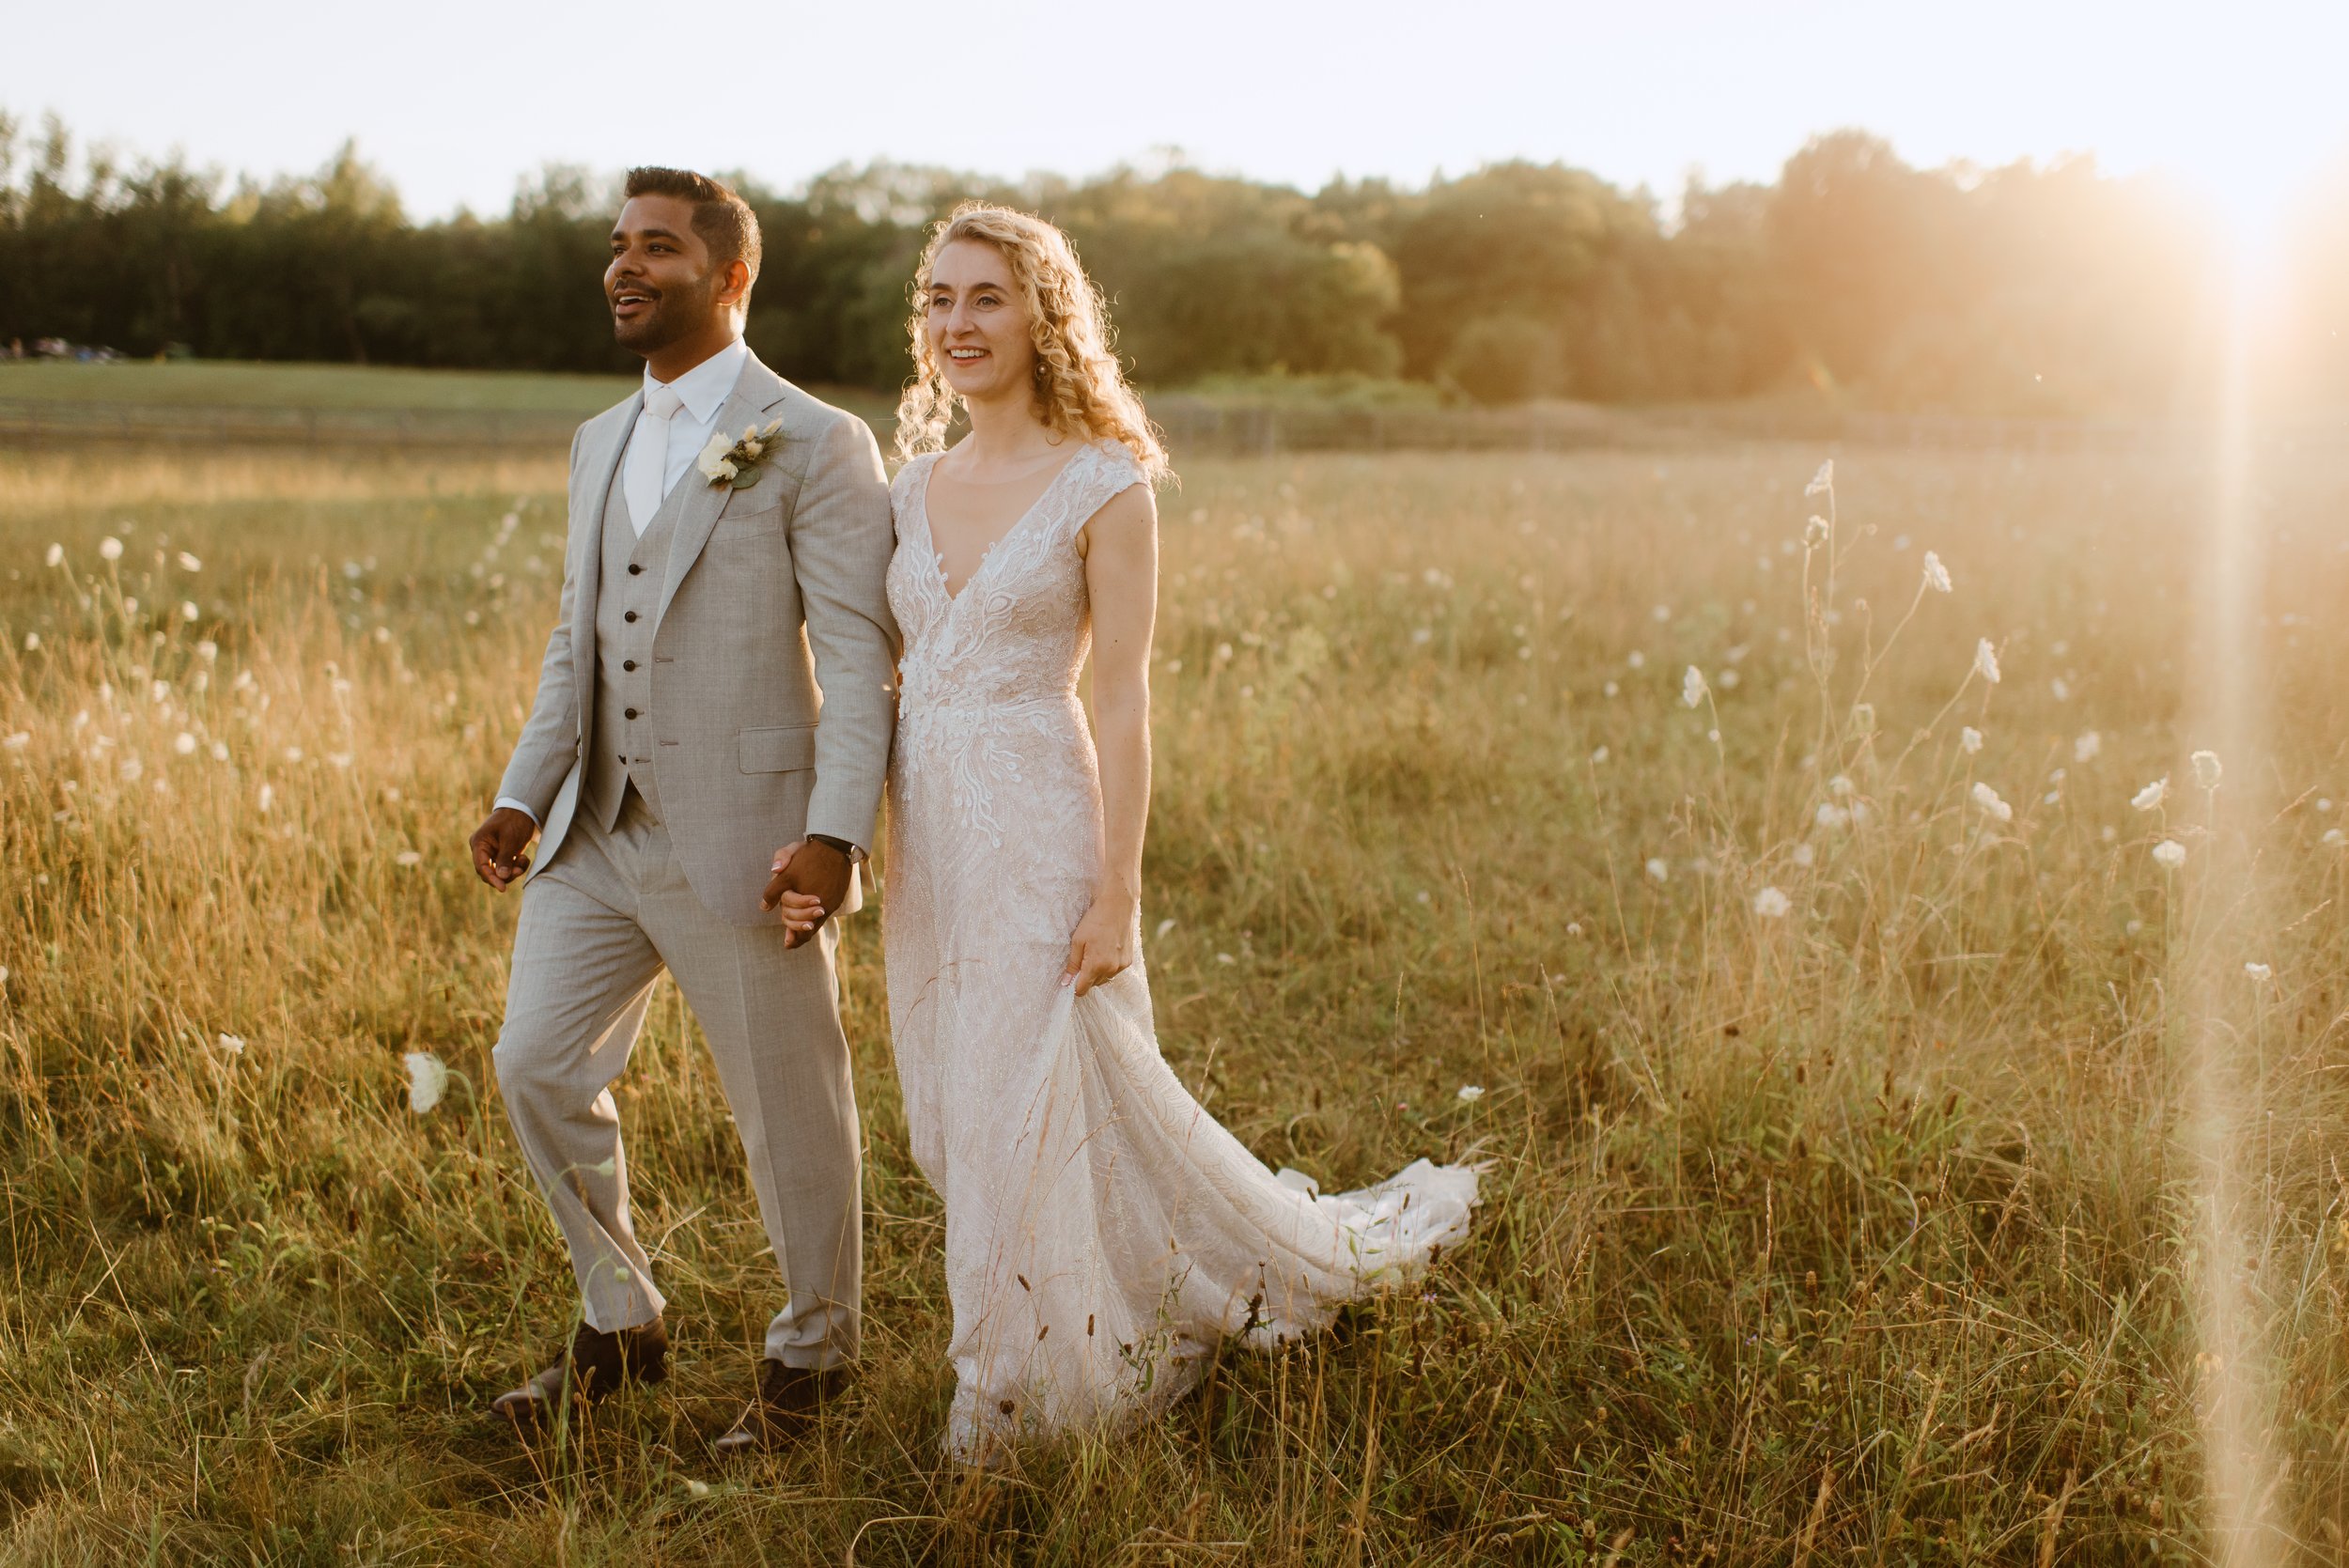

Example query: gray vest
[583,466,688,830]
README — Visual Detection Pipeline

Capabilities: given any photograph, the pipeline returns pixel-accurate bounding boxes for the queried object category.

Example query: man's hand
[469,807,537,892]
[762,837,852,949]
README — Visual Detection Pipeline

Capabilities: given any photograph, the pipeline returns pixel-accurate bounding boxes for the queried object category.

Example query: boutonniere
[697,419,785,491]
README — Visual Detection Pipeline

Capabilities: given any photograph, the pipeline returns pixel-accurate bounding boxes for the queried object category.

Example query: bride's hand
[1062,896,1137,997]
[763,841,829,937]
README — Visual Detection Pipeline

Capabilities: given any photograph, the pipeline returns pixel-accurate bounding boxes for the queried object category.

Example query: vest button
[624,611,638,623]
[628,564,644,575]
[624,707,639,721]
[623,660,637,672]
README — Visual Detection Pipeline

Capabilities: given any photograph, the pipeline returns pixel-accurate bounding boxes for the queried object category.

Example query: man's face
[605,194,724,356]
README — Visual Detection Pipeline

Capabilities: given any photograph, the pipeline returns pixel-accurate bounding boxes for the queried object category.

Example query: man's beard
[612,272,718,355]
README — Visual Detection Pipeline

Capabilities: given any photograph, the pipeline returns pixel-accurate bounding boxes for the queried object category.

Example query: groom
[468,167,895,1453]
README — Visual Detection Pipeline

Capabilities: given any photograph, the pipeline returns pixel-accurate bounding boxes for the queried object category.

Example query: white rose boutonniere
[697,419,786,491]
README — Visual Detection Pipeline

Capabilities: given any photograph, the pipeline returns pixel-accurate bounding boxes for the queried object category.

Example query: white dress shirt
[495,339,748,828]
[622,337,750,533]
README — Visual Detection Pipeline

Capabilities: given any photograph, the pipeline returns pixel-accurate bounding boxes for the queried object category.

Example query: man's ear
[718,258,753,312]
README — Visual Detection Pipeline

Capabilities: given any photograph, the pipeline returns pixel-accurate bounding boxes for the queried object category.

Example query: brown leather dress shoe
[491,1317,669,1430]
[713,1360,849,1455]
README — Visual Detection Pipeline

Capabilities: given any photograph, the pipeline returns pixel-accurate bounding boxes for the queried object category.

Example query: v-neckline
[919,444,1090,605]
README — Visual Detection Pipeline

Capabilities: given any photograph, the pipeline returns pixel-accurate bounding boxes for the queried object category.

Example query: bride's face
[926,239,1034,402]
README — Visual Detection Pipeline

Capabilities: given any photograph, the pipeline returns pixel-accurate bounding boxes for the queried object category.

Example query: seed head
[1973,639,2001,684]
[1753,886,1793,919]
[1971,782,2014,823]
[1681,666,1707,708]
[1959,726,1984,754]
[2131,777,2168,812]
[2152,839,2186,869]
[1921,551,1952,593]
[2190,750,2222,790]
[404,1051,449,1114]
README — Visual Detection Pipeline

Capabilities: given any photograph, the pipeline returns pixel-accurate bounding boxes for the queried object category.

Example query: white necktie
[622,383,688,536]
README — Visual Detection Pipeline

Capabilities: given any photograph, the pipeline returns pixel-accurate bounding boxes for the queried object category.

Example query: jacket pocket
[738,723,817,773]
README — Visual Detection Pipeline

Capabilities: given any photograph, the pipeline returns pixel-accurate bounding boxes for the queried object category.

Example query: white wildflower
[180,601,199,623]
[218,1033,245,1055]
[404,1051,449,1114]
[2132,777,2169,812]
[1805,459,1834,496]
[2,733,27,752]
[1753,886,1793,919]
[177,551,202,572]
[119,756,144,783]
[1645,857,1670,883]
[2152,839,2186,868]
[1814,802,1851,831]
[2191,750,2223,790]
[44,544,63,568]
[1155,918,1175,939]
[1590,746,1610,765]
[1973,639,2000,684]
[395,850,424,867]
[1804,515,1829,548]
[2074,731,2101,763]
[1921,551,1952,593]
[99,536,123,563]
[22,633,38,651]
[1959,726,1983,754]
[173,732,196,756]
[1456,1084,1486,1103]
[257,784,273,814]
[210,741,228,761]
[2244,962,2272,983]
[1682,665,1707,708]
[2325,829,2345,846]
[1971,782,2014,823]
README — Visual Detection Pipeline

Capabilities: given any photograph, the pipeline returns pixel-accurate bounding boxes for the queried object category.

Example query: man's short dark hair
[623,167,762,291]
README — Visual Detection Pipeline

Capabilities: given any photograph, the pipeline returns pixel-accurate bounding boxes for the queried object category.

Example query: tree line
[4,111,2341,413]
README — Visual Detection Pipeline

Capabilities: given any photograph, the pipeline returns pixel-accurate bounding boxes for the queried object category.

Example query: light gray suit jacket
[497,351,898,926]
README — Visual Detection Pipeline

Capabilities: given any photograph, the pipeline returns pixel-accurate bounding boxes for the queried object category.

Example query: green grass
[0,359,639,413]
[0,436,2343,1563]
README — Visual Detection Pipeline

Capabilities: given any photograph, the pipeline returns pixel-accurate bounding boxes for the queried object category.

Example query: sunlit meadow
[2,432,2347,1563]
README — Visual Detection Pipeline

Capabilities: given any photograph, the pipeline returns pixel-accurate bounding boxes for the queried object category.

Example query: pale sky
[8,1,2344,231]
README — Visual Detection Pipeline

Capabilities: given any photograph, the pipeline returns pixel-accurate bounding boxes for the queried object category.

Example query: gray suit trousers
[492,789,861,1368]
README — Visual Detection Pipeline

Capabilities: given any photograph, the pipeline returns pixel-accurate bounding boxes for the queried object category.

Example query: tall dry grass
[1,438,2346,1563]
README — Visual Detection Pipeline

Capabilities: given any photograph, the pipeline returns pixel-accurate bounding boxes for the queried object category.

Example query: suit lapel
[655,356,788,628]
[573,398,634,737]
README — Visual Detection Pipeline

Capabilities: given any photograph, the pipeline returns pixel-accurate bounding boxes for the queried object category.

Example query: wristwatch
[807,833,867,865]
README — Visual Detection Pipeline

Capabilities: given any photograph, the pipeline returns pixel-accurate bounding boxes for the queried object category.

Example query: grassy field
[1,429,2346,1565]
[0,359,639,413]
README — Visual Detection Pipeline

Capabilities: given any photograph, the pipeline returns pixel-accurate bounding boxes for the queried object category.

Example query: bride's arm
[1065,483,1159,996]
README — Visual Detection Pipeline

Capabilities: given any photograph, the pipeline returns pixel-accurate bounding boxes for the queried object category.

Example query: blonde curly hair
[894,202,1169,484]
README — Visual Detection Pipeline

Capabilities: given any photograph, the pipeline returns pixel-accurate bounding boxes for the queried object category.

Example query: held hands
[1062,893,1138,997]
[763,837,851,949]
[469,807,537,892]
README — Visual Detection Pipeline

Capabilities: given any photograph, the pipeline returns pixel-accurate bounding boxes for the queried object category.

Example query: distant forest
[5,112,2345,414]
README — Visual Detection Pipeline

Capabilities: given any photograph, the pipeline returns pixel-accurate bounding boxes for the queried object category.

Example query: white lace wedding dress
[883,439,1480,1462]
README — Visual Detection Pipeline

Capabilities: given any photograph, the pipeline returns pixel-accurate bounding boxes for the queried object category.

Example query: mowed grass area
[1,433,2347,1564]
[0,359,638,413]
[0,360,903,432]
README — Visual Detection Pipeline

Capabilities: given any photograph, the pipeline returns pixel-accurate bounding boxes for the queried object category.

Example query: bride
[776,203,1480,1462]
